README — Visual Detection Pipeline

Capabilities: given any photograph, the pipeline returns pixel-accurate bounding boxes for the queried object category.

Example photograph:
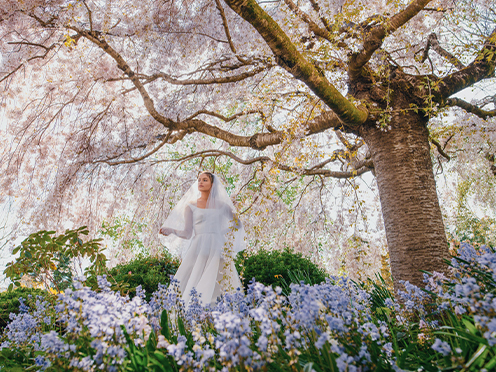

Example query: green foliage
[356,273,394,315]
[3,227,107,292]
[108,255,180,301]
[100,217,149,256]
[120,311,180,372]
[236,248,327,293]
[0,347,38,371]
[454,215,496,247]
[0,287,52,332]
[454,179,496,247]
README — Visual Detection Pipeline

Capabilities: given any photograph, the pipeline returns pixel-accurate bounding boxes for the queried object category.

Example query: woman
[159,172,245,306]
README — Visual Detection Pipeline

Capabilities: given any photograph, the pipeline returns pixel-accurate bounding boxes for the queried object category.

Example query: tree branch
[223,0,368,126]
[349,0,433,79]
[283,0,332,42]
[0,43,58,83]
[214,0,247,63]
[430,138,450,161]
[446,97,496,119]
[176,109,346,150]
[73,25,350,152]
[184,109,265,122]
[146,67,267,86]
[439,27,496,99]
[153,149,372,178]
[422,33,465,70]
[96,131,172,165]
[73,28,174,128]
[308,0,332,32]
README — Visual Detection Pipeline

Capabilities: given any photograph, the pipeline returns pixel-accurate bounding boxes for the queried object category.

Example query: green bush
[236,248,327,293]
[0,287,53,332]
[108,254,180,301]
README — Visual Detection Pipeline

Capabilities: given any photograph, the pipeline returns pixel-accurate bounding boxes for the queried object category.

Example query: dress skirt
[174,232,242,306]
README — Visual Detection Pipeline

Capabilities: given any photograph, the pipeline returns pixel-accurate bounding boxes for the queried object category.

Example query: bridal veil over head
[160,174,246,258]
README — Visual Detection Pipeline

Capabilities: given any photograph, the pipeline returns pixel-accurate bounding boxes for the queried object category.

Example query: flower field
[1,242,496,371]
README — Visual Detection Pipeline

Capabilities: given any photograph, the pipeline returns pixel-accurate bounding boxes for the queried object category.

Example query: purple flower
[336,353,357,372]
[432,338,451,356]
[34,355,51,370]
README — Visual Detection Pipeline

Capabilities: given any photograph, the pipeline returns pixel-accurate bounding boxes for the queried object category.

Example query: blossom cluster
[425,243,496,346]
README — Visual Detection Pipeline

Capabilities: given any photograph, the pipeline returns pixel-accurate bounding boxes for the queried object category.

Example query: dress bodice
[190,205,224,235]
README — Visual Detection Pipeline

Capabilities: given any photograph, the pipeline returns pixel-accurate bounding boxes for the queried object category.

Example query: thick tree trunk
[360,108,449,290]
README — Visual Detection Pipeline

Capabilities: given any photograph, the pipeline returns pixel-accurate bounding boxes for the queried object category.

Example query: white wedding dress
[168,203,243,306]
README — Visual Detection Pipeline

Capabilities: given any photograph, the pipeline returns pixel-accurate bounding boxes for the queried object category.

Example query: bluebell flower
[34,355,51,370]
[432,338,451,356]
[18,297,29,313]
[336,353,356,372]
[326,316,347,333]
[315,332,329,349]
[382,342,393,358]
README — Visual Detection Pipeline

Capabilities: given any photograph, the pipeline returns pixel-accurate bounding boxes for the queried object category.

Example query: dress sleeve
[162,205,194,239]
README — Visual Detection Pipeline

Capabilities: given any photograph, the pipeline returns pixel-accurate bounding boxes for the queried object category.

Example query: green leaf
[465,344,487,368]
[120,325,135,353]
[303,362,314,372]
[177,316,187,337]
[484,354,496,370]
[146,329,157,353]
[149,358,168,372]
[161,310,171,340]
[463,317,478,335]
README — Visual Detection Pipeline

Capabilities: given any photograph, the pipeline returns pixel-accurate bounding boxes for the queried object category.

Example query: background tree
[0,0,494,289]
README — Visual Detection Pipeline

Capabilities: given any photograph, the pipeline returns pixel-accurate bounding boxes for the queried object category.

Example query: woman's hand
[159,227,172,236]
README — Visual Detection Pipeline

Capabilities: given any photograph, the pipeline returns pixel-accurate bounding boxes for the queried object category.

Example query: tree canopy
[0,0,495,288]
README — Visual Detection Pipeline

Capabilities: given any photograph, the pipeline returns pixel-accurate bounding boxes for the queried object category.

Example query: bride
[159,172,245,306]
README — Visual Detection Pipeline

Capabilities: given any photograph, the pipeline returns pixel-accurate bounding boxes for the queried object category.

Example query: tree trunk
[360,105,449,290]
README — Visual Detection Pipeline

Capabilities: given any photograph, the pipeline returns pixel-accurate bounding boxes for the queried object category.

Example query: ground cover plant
[0,241,495,371]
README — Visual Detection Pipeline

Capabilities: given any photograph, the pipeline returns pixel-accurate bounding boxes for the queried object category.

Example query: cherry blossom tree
[0,0,495,288]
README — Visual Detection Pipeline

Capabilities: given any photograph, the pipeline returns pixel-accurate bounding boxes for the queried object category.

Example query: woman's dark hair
[200,171,214,184]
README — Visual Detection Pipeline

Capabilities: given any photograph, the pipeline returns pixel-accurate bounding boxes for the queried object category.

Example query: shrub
[236,248,327,292]
[0,287,53,332]
[108,254,180,301]
[4,227,107,292]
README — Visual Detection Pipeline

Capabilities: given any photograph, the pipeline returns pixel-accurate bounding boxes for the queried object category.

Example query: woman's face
[198,173,212,192]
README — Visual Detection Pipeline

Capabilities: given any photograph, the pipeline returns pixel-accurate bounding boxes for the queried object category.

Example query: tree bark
[360,104,449,289]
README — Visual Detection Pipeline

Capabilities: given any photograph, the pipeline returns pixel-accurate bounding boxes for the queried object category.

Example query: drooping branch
[223,0,368,126]
[97,131,172,166]
[349,0,433,79]
[422,33,465,70]
[184,109,265,122]
[430,138,450,161]
[73,28,174,128]
[439,27,496,99]
[118,66,268,94]
[141,68,267,86]
[152,149,372,179]
[0,42,58,83]
[446,97,496,120]
[214,0,247,63]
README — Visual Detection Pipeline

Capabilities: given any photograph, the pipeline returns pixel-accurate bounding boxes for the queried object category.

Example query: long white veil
[160,174,246,259]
